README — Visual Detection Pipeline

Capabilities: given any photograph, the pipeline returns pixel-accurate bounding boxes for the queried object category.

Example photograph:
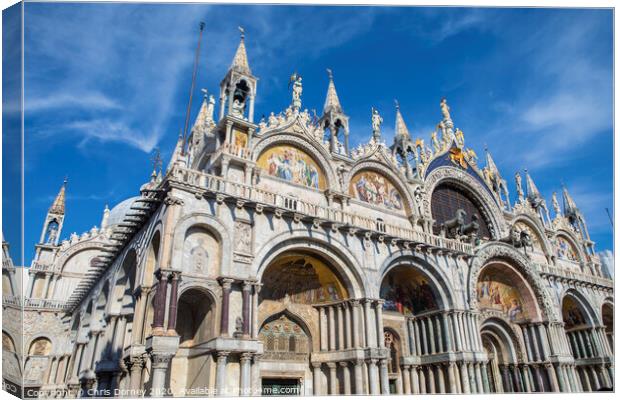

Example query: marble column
[435,316,443,353]
[150,353,173,397]
[420,318,428,355]
[344,303,351,349]
[475,363,483,394]
[530,326,540,361]
[364,300,374,349]
[545,363,559,392]
[354,360,364,394]
[460,363,471,393]
[379,359,390,394]
[554,364,566,392]
[428,318,436,354]
[376,300,385,348]
[327,363,337,394]
[219,279,233,336]
[451,313,462,351]
[351,301,361,348]
[579,367,591,391]
[312,363,322,395]
[319,307,327,351]
[368,359,379,395]
[129,355,145,392]
[242,282,252,337]
[407,319,415,355]
[419,367,427,394]
[468,363,476,393]
[166,273,180,334]
[328,307,336,351]
[340,362,351,395]
[337,305,345,350]
[589,366,600,390]
[410,366,420,394]
[240,353,252,396]
[427,365,435,394]
[215,351,229,396]
[442,313,453,352]
[414,319,422,355]
[437,364,446,393]
[481,363,490,393]
[251,283,261,339]
[447,362,458,393]
[402,365,411,394]
[152,272,169,333]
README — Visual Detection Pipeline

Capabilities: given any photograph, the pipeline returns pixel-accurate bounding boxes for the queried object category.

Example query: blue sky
[13,4,613,263]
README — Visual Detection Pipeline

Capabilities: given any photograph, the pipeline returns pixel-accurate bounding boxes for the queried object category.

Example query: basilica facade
[2,31,614,397]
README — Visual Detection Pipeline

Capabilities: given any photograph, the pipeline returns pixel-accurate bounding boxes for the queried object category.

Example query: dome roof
[107,197,141,227]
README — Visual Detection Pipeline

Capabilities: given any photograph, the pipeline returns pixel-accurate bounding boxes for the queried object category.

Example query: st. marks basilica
[2,29,614,397]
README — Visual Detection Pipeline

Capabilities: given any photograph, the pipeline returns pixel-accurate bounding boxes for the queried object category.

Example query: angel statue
[371,107,383,139]
[552,192,561,216]
[289,72,303,109]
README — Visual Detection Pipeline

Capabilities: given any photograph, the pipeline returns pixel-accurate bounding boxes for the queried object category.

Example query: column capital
[150,352,174,369]
[326,362,337,369]
[379,359,388,367]
[402,364,411,371]
[349,299,361,307]
[216,351,230,363]
[355,359,365,367]
[240,352,253,362]
[312,362,322,369]
[219,277,235,290]
[367,358,378,366]
[339,361,349,368]
[242,280,255,291]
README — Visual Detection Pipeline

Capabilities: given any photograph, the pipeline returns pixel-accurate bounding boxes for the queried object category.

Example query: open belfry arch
[9,25,612,398]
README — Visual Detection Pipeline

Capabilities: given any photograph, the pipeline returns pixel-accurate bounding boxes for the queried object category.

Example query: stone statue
[515,172,524,202]
[268,112,278,127]
[231,98,245,118]
[431,131,440,153]
[234,317,244,337]
[552,192,561,215]
[371,107,383,139]
[290,73,303,109]
[455,128,465,147]
[440,97,451,120]
[461,214,480,238]
[47,225,58,244]
[207,95,216,122]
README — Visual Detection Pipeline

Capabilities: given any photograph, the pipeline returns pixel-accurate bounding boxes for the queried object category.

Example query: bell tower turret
[318,69,349,156]
[39,178,67,246]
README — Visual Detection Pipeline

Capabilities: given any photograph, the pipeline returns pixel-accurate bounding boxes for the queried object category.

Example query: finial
[150,147,163,174]
[326,68,333,80]
[201,88,208,98]
[484,143,488,152]
[394,99,400,110]
[199,21,205,31]
[63,176,68,185]
[238,26,245,40]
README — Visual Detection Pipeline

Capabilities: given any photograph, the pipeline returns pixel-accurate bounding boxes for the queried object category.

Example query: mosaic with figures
[349,171,404,211]
[259,314,309,361]
[562,297,587,329]
[477,271,527,322]
[555,236,578,262]
[260,255,347,304]
[257,145,325,189]
[380,267,437,315]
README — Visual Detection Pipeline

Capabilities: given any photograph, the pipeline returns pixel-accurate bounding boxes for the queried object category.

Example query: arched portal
[480,319,523,393]
[602,303,613,354]
[258,251,353,396]
[171,288,216,394]
[380,265,440,315]
[561,292,611,391]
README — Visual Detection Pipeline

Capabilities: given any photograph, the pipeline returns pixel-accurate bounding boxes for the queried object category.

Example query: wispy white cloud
[26,92,121,112]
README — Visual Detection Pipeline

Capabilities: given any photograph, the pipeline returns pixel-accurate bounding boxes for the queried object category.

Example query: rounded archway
[602,303,613,354]
[258,251,354,396]
[561,292,610,391]
[380,265,440,315]
[170,287,216,394]
[480,319,524,393]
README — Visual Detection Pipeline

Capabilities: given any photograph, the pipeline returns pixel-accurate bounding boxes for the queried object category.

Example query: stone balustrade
[170,166,474,256]
[537,263,613,288]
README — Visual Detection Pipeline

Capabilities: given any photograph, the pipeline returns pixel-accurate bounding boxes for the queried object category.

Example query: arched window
[28,337,52,356]
[431,183,492,239]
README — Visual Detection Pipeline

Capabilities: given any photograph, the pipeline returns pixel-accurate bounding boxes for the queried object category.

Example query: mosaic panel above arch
[257,145,326,190]
[477,268,529,323]
[562,296,588,329]
[380,266,438,315]
[349,170,405,211]
[260,254,348,305]
[554,235,579,262]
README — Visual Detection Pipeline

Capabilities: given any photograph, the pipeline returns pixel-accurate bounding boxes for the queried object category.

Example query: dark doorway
[261,378,301,396]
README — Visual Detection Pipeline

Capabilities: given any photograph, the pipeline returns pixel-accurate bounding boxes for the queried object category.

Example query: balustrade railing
[214,142,252,160]
[537,263,613,287]
[23,297,68,310]
[171,166,473,255]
